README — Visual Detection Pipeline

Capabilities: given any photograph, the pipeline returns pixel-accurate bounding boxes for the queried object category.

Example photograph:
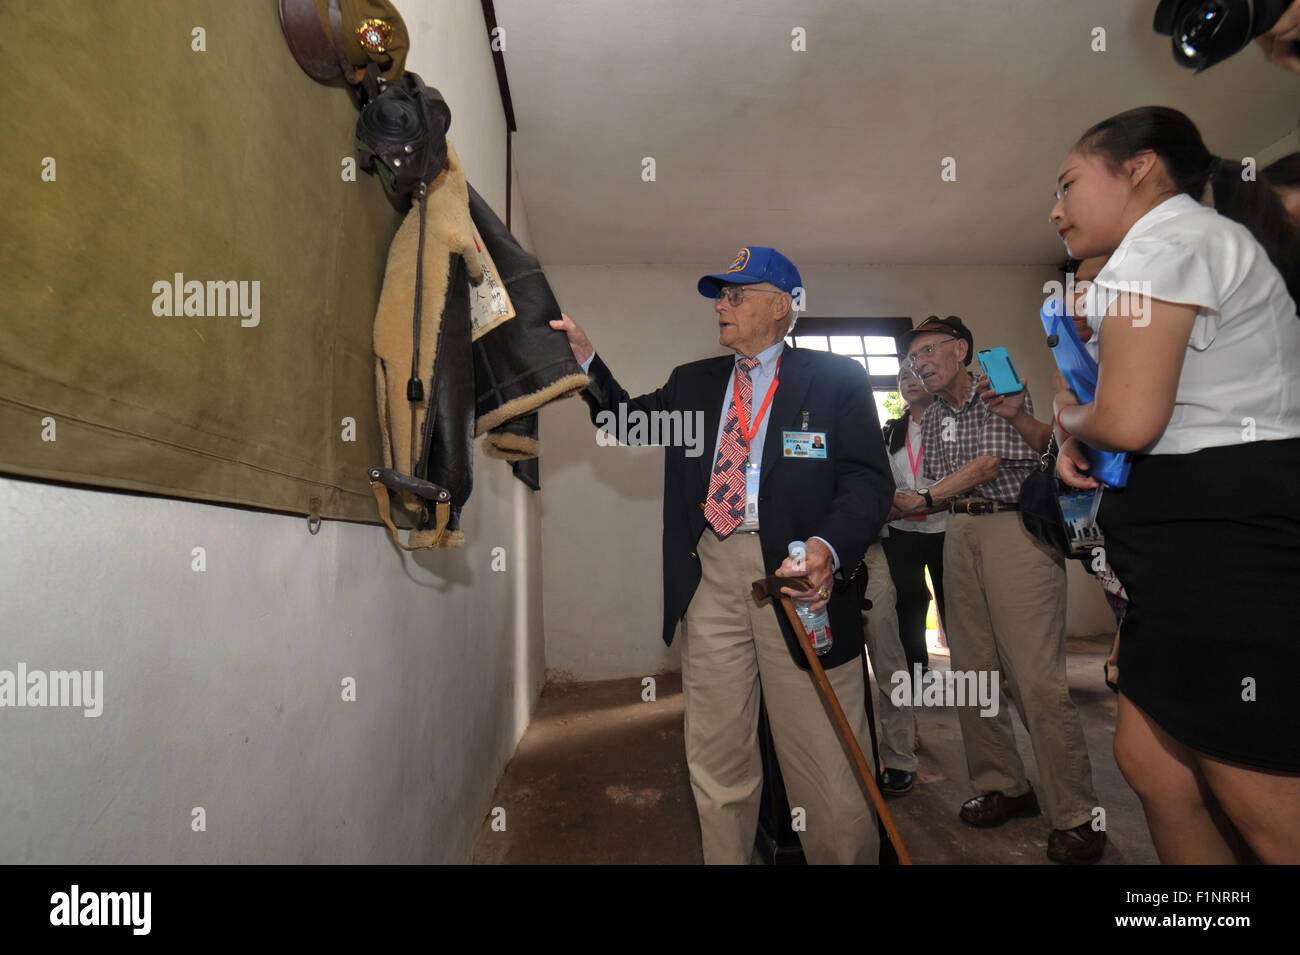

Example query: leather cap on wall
[279,0,410,85]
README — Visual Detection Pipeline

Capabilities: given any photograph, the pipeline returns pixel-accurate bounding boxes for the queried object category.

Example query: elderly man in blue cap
[551,247,894,864]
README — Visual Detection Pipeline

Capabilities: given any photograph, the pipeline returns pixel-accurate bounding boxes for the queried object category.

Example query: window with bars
[785,316,914,425]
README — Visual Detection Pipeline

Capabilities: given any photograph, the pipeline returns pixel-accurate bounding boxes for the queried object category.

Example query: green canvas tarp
[0,0,403,523]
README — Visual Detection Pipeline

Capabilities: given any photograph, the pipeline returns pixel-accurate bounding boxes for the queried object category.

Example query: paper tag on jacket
[468,222,516,340]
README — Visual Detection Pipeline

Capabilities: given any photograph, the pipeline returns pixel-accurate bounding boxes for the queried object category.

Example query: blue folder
[1038,296,1131,488]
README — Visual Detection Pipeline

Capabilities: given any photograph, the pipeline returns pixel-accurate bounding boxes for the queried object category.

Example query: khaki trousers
[942,511,1097,830]
[680,527,879,865]
[861,541,916,772]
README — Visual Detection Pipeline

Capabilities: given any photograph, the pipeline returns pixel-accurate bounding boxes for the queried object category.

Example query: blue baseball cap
[698,246,803,299]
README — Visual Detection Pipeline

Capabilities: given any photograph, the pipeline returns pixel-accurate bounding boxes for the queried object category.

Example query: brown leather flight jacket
[370,143,587,549]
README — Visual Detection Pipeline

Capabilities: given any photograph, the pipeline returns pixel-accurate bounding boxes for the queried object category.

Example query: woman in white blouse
[1049,105,1300,864]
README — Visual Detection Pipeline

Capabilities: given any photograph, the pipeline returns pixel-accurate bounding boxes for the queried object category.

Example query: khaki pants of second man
[680,526,879,864]
[861,540,916,772]
[942,510,1098,831]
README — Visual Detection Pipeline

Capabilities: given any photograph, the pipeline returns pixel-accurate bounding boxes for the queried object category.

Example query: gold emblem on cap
[357,18,394,54]
[727,247,751,273]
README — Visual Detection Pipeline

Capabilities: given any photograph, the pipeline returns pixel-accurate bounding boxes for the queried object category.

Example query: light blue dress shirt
[708,339,785,475]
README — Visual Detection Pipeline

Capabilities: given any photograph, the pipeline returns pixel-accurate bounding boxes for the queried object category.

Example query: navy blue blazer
[581,343,894,670]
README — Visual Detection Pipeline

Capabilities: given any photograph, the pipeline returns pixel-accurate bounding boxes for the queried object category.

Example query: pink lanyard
[903,426,927,520]
[906,426,923,484]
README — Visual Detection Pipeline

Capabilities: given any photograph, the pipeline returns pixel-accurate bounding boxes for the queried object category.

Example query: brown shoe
[959,787,1041,827]
[1048,822,1107,864]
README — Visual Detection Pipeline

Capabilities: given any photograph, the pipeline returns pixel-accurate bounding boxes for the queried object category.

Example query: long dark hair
[1075,106,1300,308]
[883,414,907,454]
[1263,152,1300,190]
[883,371,915,454]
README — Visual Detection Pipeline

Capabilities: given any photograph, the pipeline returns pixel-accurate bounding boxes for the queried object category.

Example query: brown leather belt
[949,499,1019,515]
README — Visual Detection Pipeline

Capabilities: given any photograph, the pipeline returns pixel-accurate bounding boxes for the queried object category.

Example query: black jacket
[467,184,588,449]
[581,344,894,670]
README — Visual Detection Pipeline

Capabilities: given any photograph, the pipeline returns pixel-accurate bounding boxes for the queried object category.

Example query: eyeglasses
[902,338,958,369]
[715,285,784,307]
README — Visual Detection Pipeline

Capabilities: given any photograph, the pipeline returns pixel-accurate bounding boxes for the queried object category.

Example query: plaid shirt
[919,381,1038,503]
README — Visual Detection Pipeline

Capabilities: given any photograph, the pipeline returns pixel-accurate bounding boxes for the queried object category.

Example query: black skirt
[1097,437,1300,772]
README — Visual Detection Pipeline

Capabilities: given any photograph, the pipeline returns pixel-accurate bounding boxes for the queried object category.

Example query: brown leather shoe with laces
[959,787,1042,827]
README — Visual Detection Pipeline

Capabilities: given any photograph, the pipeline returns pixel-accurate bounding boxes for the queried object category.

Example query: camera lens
[1155,0,1291,71]
[1177,1,1229,65]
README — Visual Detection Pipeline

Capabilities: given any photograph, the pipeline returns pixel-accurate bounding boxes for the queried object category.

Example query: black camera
[1154,0,1292,71]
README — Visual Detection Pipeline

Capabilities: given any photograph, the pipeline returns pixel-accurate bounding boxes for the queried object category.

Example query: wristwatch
[918,487,934,507]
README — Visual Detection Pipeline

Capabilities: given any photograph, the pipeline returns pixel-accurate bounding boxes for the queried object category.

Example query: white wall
[539,263,1116,681]
[0,0,541,864]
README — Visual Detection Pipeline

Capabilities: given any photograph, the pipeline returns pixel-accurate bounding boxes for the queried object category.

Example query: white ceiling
[493,0,1298,266]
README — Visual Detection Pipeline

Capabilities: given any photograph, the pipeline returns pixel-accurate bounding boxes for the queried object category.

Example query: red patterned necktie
[705,357,761,536]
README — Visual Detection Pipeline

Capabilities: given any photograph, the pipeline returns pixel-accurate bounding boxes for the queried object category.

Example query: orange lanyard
[734,354,781,446]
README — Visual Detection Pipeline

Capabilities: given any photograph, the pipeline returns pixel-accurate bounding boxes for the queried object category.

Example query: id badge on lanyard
[739,460,761,531]
[735,355,780,532]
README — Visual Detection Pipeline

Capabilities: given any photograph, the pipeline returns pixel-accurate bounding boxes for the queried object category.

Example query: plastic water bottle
[787,541,832,656]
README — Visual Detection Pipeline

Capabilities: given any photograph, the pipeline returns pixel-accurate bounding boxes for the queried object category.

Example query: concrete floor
[471,634,1158,865]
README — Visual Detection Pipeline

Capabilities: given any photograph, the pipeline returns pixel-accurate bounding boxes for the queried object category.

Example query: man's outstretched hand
[549,312,595,365]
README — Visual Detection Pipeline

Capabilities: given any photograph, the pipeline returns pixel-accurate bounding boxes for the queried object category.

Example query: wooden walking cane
[750,574,913,865]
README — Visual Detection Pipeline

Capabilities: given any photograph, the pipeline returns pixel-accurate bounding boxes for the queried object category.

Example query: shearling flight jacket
[371,142,587,549]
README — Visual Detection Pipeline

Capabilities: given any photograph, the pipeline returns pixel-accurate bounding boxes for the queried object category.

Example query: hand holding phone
[977,347,1025,396]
